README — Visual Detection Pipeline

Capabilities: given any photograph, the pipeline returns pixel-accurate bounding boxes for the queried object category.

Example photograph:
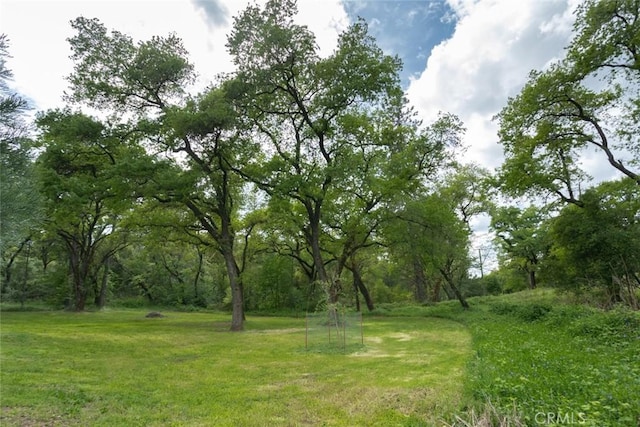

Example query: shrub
[516,303,552,322]
[570,307,640,343]
[488,301,551,322]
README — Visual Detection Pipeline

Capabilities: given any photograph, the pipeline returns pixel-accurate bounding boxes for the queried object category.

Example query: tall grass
[442,291,640,427]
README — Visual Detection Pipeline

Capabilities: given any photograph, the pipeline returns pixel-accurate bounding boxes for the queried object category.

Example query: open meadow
[1,290,640,426]
[0,310,470,426]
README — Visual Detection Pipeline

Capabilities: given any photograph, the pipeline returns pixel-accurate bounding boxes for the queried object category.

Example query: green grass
[3,290,639,426]
[1,310,471,426]
[464,298,640,426]
[414,290,640,427]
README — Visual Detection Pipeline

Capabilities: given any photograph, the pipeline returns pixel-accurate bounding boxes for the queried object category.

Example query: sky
[1,0,591,268]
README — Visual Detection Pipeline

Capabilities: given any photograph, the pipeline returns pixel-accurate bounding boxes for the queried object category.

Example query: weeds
[461,294,640,426]
[443,399,525,427]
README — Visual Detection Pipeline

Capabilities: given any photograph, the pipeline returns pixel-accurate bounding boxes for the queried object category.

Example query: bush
[516,303,552,322]
[488,301,552,322]
[570,307,640,343]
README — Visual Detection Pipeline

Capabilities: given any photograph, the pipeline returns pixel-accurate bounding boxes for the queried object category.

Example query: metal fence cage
[305,309,363,352]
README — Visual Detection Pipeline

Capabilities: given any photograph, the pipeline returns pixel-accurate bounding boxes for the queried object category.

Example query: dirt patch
[248,328,305,335]
[1,407,73,427]
[349,348,390,358]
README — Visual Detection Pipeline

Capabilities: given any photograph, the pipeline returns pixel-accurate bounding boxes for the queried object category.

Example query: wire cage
[305,309,363,353]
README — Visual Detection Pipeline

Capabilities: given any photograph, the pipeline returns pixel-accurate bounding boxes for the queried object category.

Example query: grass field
[2,290,639,426]
[0,310,471,426]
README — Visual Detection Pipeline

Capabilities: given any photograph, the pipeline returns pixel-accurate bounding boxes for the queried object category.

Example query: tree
[0,34,44,298]
[65,17,249,329]
[227,0,461,306]
[490,206,550,290]
[496,0,639,204]
[226,0,399,304]
[0,34,28,139]
[546,179,640,307]
[386,192,471,308]
[440,163,494,229]
[160,87,254,330]
[35,110,147,310]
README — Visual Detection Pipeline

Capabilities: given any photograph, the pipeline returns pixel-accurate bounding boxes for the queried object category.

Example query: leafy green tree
[496,0,639,204]
[0,34,28,139]
[35,110,148,310]
[161,88,254,329]
[386,192,471,308]
[111,202,221,307]
[545,179,640,307]
[227,0,461,306]
[0,34,43,296]
[490,206,550,290]
[226,0,400,304]
[65,17,250,329]
[440,163,494,229]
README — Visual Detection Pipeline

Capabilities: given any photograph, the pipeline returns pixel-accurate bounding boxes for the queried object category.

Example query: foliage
[34,110,150,310]
[466,299,640,426]
[66,17,194,112]
[0,34,29,138]
[495,0,640,203]
[543,178,640,307]
[385,187,473,308]
[490,205,550,290]
[226,0,463,309]
[372,290,640,426]
[65,15,250,329]
[0,34,44,302]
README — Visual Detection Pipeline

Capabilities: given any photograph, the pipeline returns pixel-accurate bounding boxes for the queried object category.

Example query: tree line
[1,0,638,329]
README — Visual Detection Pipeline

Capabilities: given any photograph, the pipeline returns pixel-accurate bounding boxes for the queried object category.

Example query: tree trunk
[193,248,204,303]
[432,277,442,303]
[352,265,374,311]
[184,198,244,330]
[69,247,88,311]
[96,258,110,309]
[528,269,537,289]
[220,231,244,331]
[442,282,454,300]
[412,257,428,303]
[353,280,361,312]
[3,237,30,292]
[20,240,31,308]
[440,268,469,309]
[308,210,335,303]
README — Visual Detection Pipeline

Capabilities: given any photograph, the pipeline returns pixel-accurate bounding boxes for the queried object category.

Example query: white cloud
[296,1,350,57]
[407,0,580,169]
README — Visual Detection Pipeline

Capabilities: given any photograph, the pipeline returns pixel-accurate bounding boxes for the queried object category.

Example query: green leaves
[495,0,640,203]
[545,178,640,301]
[67,17,194,112]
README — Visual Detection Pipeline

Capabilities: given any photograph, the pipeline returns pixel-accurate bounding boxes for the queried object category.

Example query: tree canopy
[2,0,638,317]
[496,0,639,205]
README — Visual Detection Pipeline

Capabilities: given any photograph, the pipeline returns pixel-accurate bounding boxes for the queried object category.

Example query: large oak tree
[496,0,639,205]
[226,0,461,305]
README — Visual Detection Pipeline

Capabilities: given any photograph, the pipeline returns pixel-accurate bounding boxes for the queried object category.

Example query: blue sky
[341,0,456,86]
